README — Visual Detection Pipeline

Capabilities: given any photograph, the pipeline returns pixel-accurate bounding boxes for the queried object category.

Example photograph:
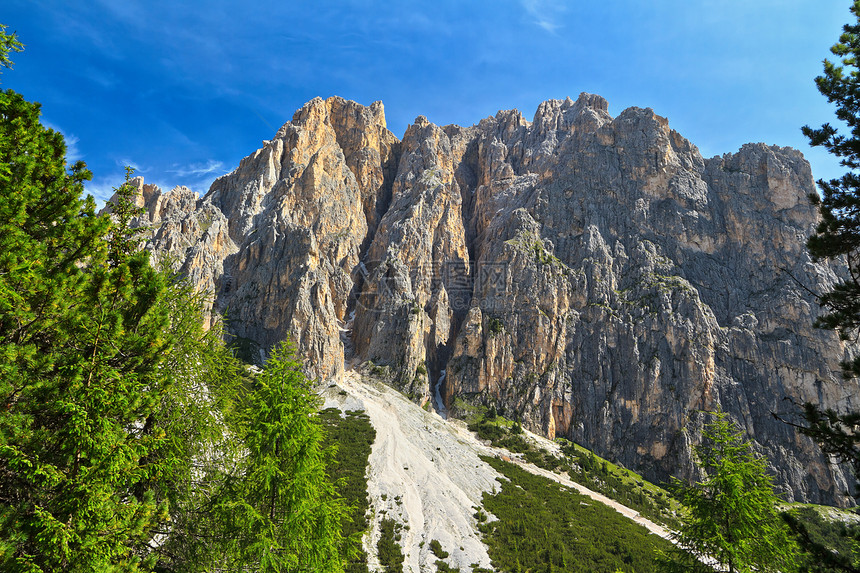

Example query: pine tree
[0,32,174,571]
[129,268,249,572]
[803,0,860,376]
[660,412,799,573]
[0,160,173,572]
[799,0,860,489]
[0,23,351,572]
[0,24,22,77]
[214,341,350,573]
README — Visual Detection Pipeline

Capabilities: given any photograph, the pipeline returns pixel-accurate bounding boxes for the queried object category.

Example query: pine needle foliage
[0,85,173,570]
[137,271,248,573]
[799,0,860,491]
[0,24,22,77]
[660,412,799,573]
[213,341,350,573]
[0,25,352,573]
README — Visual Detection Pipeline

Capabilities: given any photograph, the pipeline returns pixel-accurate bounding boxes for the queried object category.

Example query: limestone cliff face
[353,117,476,401]
[134,96,399,378]
[441,97,852,505]
[140,94,854,504]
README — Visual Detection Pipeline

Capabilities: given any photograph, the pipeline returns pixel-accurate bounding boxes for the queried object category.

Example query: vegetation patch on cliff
[504,228,565,268]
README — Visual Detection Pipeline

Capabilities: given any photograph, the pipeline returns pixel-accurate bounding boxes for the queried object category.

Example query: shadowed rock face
[137,94,856,505]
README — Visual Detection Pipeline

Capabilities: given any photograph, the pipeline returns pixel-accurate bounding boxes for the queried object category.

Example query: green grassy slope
[478,456,674,572]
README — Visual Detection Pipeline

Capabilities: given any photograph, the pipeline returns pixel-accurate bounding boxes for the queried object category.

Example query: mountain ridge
[127,93,855,505]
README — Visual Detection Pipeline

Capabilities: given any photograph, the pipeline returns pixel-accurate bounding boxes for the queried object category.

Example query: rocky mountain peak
[138,95,855,506]
[531,92,612,134]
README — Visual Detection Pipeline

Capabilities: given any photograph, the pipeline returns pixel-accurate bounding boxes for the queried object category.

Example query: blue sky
[3,0,851,202]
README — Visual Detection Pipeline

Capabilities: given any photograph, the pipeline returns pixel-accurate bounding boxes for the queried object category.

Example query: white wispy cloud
[521,0,566,33]
[64,134,83,163]
[167,159,225,178]
[92,0,147,27]
[116,158,146,174]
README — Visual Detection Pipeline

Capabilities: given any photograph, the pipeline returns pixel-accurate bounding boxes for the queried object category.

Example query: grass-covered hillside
[478,456,674,572]
[320,382,860,573]
[462,404,680,528]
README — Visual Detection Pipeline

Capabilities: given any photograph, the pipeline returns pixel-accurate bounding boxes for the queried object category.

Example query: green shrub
[377,519,405,573]
[468,418,507,442]
[429,539,449,558]
[783,506,860,571]
[470,414,679,528]
[488,317,505,335]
